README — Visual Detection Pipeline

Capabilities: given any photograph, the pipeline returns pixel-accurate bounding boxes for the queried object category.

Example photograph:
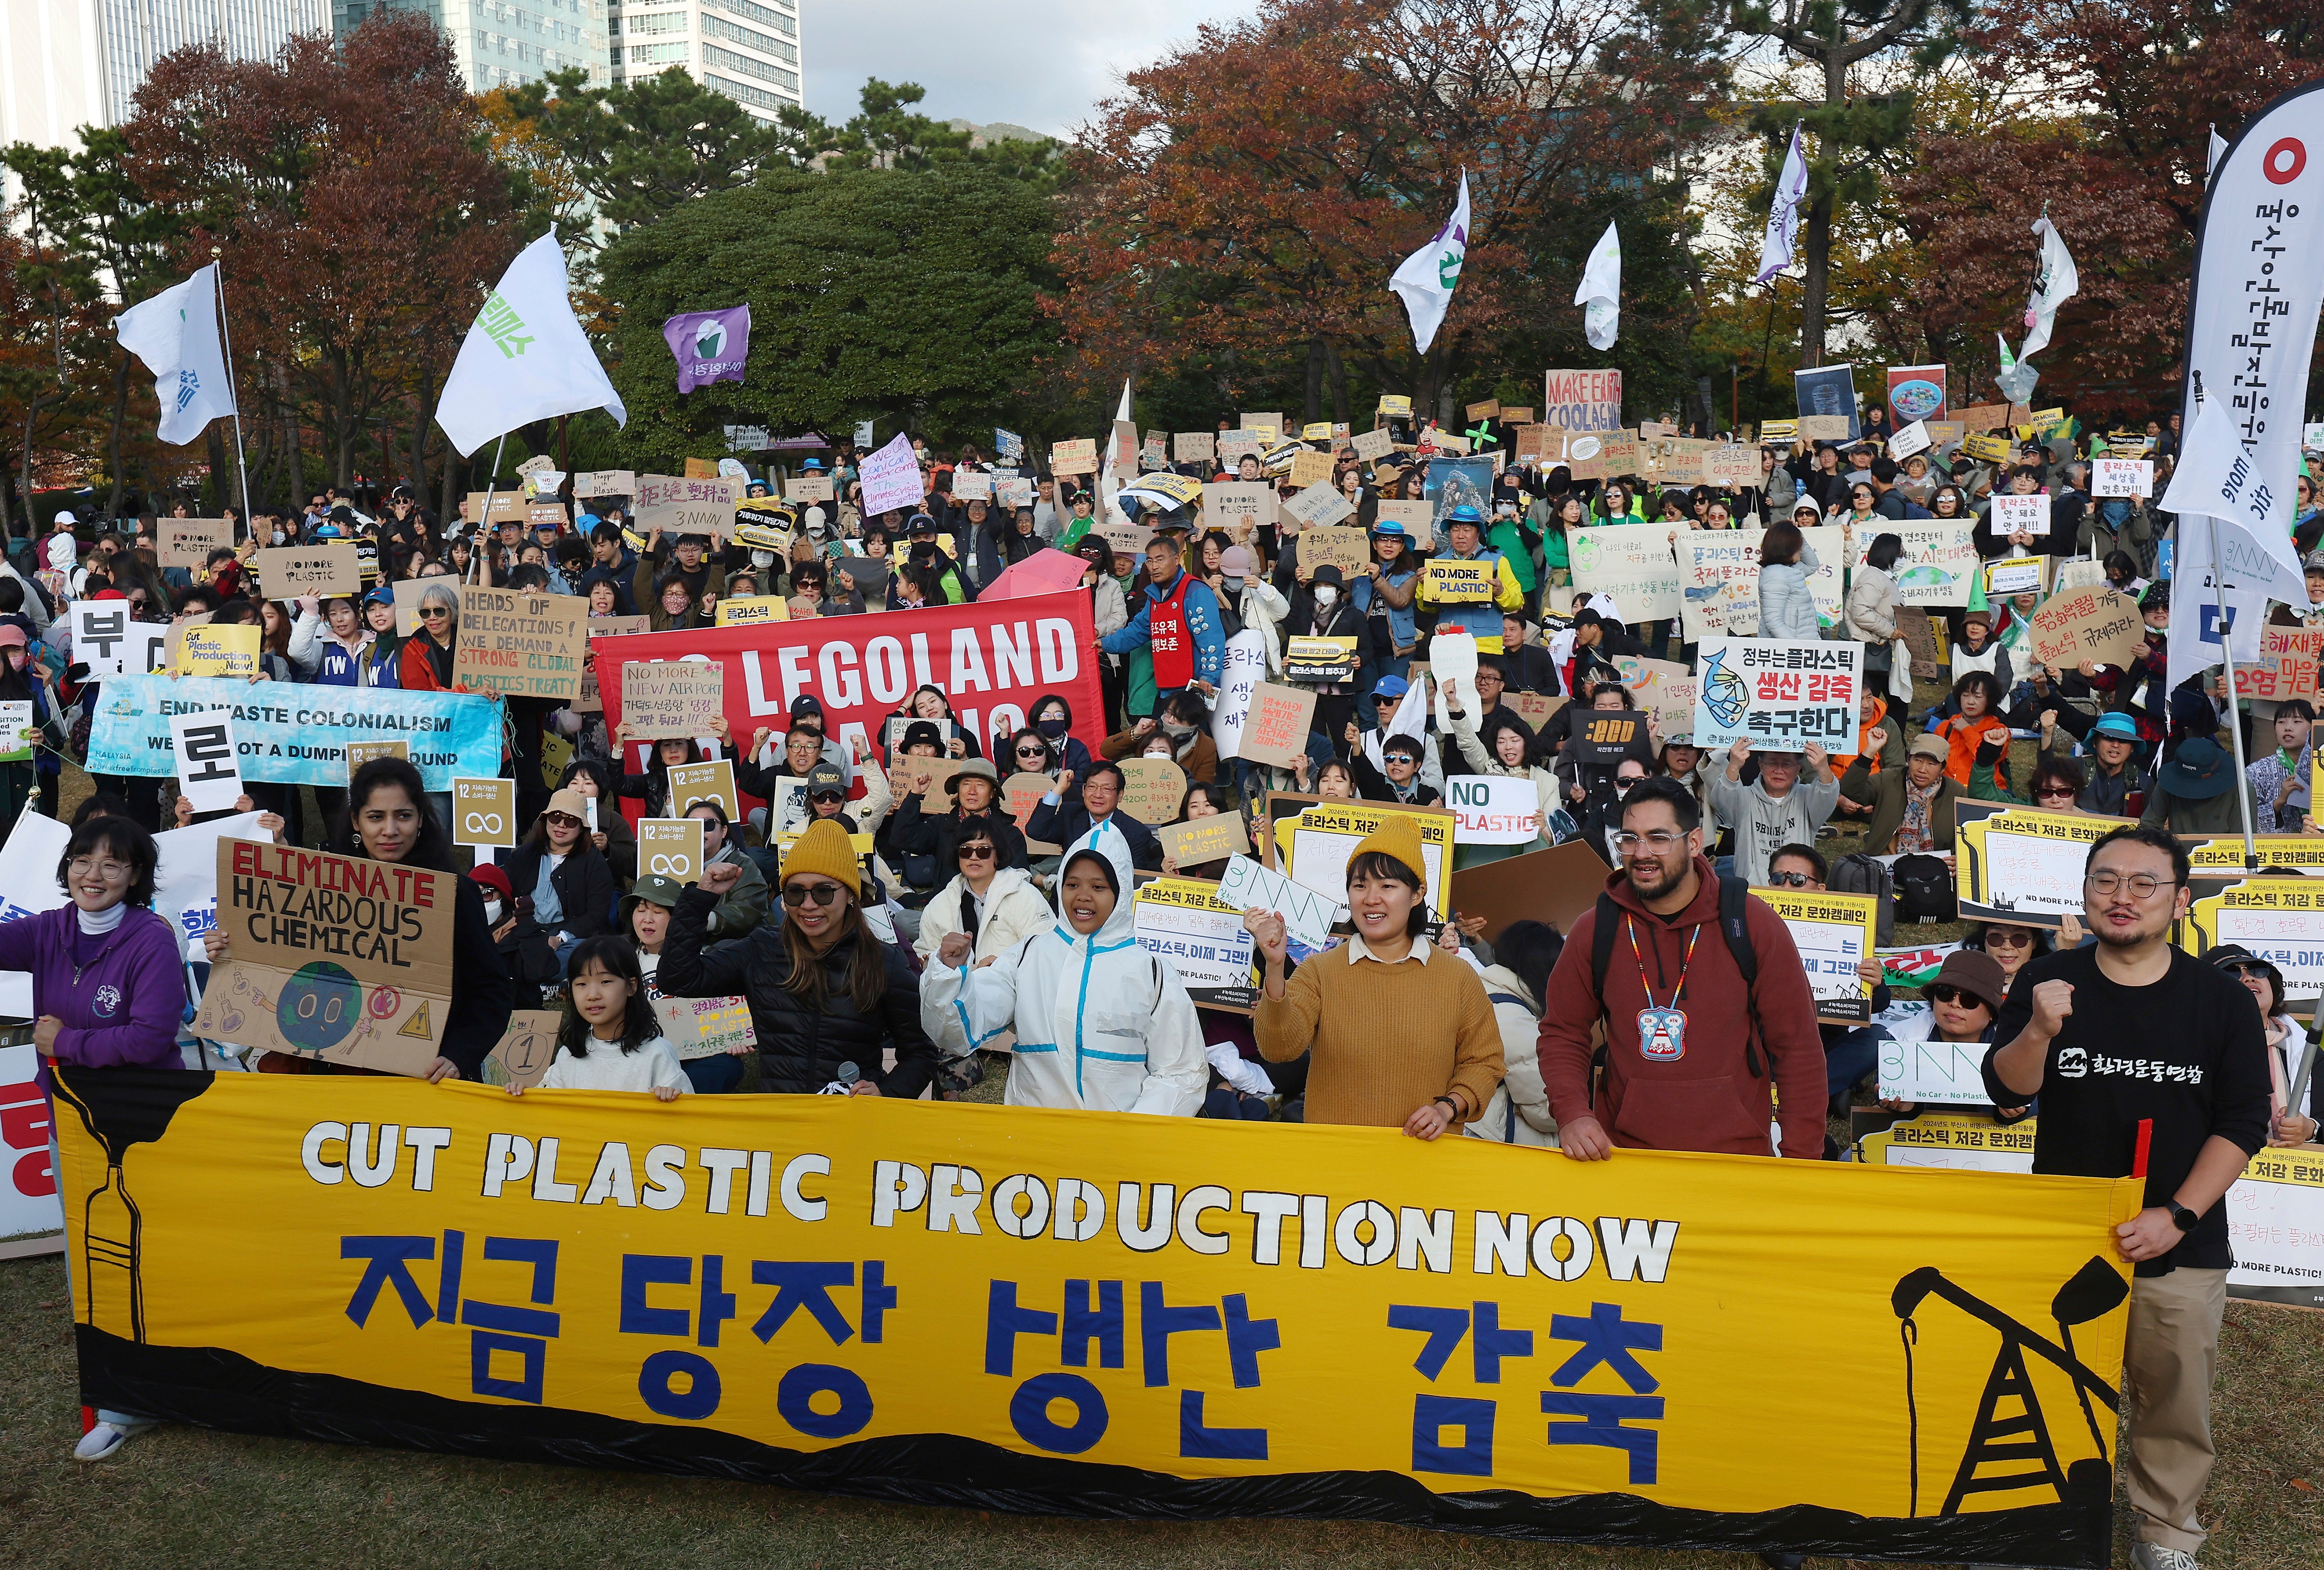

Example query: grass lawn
[5,708,2323,1568]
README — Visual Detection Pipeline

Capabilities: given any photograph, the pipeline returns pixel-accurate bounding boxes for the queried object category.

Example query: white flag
[2208,128,2229,179]
[113,264,237,446]
[1388,171,1470,355]
[435,229,626,457]
[2159,394,2308,591]
[1576,222,1621,351]
[2168,514,2300,690]
[2016,217,2079,359]
[1754,123,1810,285]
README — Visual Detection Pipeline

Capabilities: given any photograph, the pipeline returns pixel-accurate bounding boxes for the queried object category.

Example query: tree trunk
[1303,337,1326,427]
[106,349,131,519]
[1323,339,1350,425]
[206,424,232,523]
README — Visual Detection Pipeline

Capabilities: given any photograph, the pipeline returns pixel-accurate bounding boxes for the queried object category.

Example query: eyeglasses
[1767,870,1814,887]
[2086,870,2173,900]
[1611,830,1686,853]
[67,858,132,880]
[545,813,581,828]
[781,882,845,907]
[957,844,996,861]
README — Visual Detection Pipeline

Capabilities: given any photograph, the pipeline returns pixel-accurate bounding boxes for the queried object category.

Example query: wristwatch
[2166,1201,2200,1232]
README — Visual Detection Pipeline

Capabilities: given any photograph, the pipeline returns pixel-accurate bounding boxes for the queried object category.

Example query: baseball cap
[1908,733,1948,762]
[805,762,846,797]
[1372,674,1409,699]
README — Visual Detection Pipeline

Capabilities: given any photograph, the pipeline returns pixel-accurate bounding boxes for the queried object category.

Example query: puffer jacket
[657,888,938,1096]
[913,866,1055,1047]
[1460,963,1556,1147]
[920,824,1205,1116]
[1844,563,1896,645]
[1756,539,1823,640]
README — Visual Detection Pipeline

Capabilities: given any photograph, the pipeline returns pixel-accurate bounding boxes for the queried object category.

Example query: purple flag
[663,305,751,394]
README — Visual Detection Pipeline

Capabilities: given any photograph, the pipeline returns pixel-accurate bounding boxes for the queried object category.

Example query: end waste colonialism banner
[55,1075,2142,1563]
[85,677,504,792]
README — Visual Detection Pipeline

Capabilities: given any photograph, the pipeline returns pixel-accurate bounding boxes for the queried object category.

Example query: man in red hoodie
[1537,775,1827,1161]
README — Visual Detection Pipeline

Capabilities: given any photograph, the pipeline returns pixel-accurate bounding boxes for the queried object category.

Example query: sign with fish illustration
[1691,638,1862,753]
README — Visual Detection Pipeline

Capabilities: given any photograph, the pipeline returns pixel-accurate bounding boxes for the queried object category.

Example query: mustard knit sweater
[1254,945,1506,1129]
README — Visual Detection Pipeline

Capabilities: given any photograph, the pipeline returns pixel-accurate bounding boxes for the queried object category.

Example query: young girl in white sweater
[510,935,688,1100]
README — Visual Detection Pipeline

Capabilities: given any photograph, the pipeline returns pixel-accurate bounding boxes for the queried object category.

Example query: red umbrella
[979,547,1092,601]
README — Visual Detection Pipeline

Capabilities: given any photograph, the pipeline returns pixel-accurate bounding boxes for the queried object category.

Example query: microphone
[820,1060,862,1096]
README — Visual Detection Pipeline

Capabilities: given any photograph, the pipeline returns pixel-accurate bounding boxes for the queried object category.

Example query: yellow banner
[54,1072,2139,1561]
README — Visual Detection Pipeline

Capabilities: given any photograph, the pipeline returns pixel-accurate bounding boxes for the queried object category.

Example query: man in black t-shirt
[1985,826,2270,1570]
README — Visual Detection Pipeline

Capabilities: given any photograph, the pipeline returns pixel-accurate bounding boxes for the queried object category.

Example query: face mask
[1162,721,1195,741]
[481,899,503,925]
[1037,716,1069,738]
[1314,586,1338,606]
[270,530,286,545]
[751,550,775,569]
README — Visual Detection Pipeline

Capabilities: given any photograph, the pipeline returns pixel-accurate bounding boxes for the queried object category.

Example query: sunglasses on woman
[781,882,845,907]
[2035,785,2076,802]
[957,844,996,861]
[544,812,582,828]
[1925,984,1986,1008]
[1015,746,1048,760]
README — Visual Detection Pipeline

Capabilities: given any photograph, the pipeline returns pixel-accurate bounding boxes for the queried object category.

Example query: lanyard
[1624,915,1701,1011]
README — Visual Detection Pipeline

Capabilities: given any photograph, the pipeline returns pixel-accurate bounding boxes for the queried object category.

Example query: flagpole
[471,432,507,583]
[210,250,254,541]
[2191,374,2257,866]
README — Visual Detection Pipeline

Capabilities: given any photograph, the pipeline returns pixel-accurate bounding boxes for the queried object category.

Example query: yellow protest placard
[1426,557,1495,603]
[1756,888,1879,1024]
[173,622,259,678]
[714,596,791,627]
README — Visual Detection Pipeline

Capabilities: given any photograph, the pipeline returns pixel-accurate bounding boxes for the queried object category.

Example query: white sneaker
[2131,1544,2200,1570]
[72,1422,133,1461]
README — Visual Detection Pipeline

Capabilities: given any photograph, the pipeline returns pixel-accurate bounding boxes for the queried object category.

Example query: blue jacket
[1101,569,1224,687]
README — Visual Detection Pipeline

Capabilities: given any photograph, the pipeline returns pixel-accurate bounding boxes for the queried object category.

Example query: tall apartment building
[0,0,328,153]
[334,0,611,94]
[607,0,800,124]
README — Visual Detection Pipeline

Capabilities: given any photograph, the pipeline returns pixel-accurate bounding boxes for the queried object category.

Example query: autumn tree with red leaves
[1054,0,1729,426]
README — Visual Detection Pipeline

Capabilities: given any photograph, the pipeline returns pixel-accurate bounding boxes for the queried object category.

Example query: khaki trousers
[2122,1266,2228,1552]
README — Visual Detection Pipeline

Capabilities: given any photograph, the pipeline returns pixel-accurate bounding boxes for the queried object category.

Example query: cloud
[799,0,1262,140]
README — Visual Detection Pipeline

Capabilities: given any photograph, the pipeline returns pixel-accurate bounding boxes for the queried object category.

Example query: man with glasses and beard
[1536,775,1827,1165]
[1984,826,2271,1570]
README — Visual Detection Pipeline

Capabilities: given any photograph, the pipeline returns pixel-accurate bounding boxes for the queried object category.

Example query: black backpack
[1829,853,1896,945]
[1892,853,1954,923]
[1589,874,1768,1080]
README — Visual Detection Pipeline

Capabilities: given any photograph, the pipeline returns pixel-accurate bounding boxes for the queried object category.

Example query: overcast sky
[801,1,1263,139]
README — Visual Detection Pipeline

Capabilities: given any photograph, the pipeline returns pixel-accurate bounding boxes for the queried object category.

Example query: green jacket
[1486,517,1540,591]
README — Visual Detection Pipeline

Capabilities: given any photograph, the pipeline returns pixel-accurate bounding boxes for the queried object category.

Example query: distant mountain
[945,118,1048,149]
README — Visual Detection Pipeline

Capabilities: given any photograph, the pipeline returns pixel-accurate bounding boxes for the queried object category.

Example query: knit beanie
[779,816,860,899]
[1347,812,1428,889]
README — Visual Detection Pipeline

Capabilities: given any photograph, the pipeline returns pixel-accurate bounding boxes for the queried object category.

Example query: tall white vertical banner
[2179,83,2324,553]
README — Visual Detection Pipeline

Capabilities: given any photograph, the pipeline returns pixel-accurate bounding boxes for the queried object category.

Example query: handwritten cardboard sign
[1512,691,1569,732]
[250,544,360,597]
[455,586,587,700]
[1702,444,1762,488]
[1350,427,1396,464]
[1174,431,1215,464]
[2237,625,2324,702]
[451,777,516,848]
[160,517,233,569]
[639,818,705,884]
[652,994,756,1057]
[2027,587,2146,673]
[1297,526,1370,578]
[1116,757,1189,825]
[786,474,835,503]
[890,753,963,812]
[1235,683,1316,767]
[488,1009,561,1089]
[1448,840,1609,944]
[1160,814,1251,868]
[572,470,635,498]
[193,838,453,1075]
[1050,438,1098,477]
[462,490,526,526]
[2093,458,2153,498]
[633,474,739,536]
[1282,483,1356,529]
[1286,450,1334,492]
[666,760,740,823]
[1201,481,1274,536]
[1372,500,1433,550]
[620,660,725,737]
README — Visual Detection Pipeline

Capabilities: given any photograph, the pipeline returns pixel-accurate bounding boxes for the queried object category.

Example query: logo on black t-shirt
[2056,1046,2087,1078]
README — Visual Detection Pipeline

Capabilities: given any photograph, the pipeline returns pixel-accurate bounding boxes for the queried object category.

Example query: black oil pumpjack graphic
[1892,1257,2127,1517]
[52,1067,212,1343]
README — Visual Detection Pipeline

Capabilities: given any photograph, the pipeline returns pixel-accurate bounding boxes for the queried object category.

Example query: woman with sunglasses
[1878,948,2029,1123]
[1761,845,1892,1131]
[1022,694,1097,785]
[500,788,617,996]
[399,581,460,691]
[661,817,938,1098]
[913,822,1052,1084]
[2208,946,2320,1147]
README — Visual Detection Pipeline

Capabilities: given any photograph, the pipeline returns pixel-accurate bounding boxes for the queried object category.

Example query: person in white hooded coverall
[919,821,1206,1115]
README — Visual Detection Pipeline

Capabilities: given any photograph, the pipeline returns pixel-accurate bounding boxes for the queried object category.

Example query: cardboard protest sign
[455,586,587,700]
[1174,431,1215,464]
[70,602,166,679]
[486,1009,561,1089]
[173,622,259,679]
[951,469,994,503]
[1443,774,1541,845]
[786,473,835,503]
[166,709,243,813]
[1002,770,1055,830]
[1372,500,1433,548]
[572,469,636,499]
[1702,444,1762,488]
[651,993,756,1057]
[1991,493,2049,537]
[1116,757,1188,825]
[1692,637,1862,752]
[1287,450,1336,491]
[1425,556,1497,603]
[713,596,790,627]
[346,740,408,777]
[192,838,453,1074]
[1924,420,1964,448]
[1885,421,1932,462]
[1465,399,1502,423]
[1296,526,1370,577]
[683,458,718,479]
[581,614,652,708]
[1862,523,1978,608]
[633,474,739,536]
[450,777,516,848]
[160,517,232,569]
[666,760,739,823]
[1511,691,1567,731]
[1096,521,1154,561]
[889,753,963,812]
[1985,556,2048,596]
[1281,483,1356,529]
[1130,878,1257,1012]
[1200,481,1274,536]
[1570,526,1681,623]
[1759,888,1879,1024]
[1350,427,1395,464]
[1448,840,1610,944]
[2027,587,2146,674]
[2093,458,2153,498]
[638,818,705,885]
[620,660,724,738]
[1540,369,1623,432]
[1159,814,1251,868]
[461,490,526,526]
[1611,655,1697,738]
[2233,625,2324,702]
[1240,412,1284,434]
[1050,437,1098,476]
[252,544,360,597]
[1797,416,1853,441]
[1954,800,2131,928]
[1235,684,1317,768]
[1215,854,1336,952]
[1214,431,1261,468]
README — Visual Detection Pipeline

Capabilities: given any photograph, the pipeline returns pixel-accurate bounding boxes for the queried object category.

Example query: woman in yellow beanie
[660,817,939,1096]
[1244,813,1504,1136]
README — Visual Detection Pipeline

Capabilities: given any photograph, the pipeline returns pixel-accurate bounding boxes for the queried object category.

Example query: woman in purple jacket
[0,815,185,1461]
